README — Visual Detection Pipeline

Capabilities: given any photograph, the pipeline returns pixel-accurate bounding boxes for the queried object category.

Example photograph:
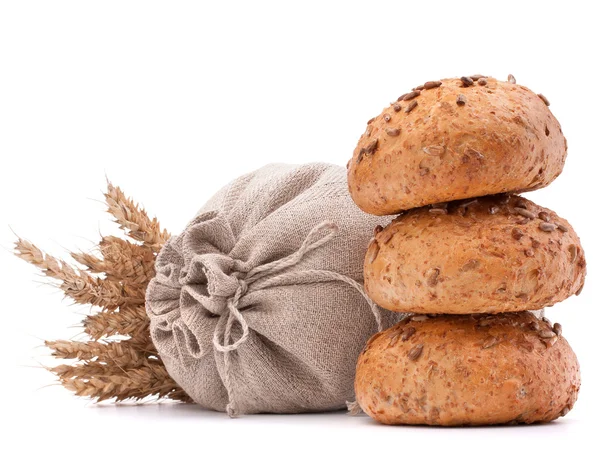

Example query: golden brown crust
[364,195,586,314]
[347,76,567,215]
[355,312,580,426]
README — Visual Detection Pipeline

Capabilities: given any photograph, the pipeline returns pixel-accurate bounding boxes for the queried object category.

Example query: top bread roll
[347,75,567,215]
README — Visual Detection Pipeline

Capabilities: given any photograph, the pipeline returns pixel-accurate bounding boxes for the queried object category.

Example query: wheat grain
[71,236,155,286]
[16,184,190,403]
[83,306,149,340]
[53,362,188,402]
[46,339,154,368]
[15,239,144,310]
[104,182,170,251]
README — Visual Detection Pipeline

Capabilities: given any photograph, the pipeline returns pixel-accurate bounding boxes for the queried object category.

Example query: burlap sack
[146,163,401,416]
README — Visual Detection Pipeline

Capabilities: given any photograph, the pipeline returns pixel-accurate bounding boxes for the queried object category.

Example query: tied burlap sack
[146,163,401,416]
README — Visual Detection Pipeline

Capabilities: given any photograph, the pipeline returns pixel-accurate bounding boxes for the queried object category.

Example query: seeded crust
[364,195,586,314]
[355,312,580,426]
[347,76,567,215]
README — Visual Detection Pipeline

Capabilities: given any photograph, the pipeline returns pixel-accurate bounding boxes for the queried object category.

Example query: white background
[1,1,598,450]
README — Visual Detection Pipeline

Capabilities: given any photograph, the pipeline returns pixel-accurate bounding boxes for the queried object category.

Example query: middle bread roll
[365,194,586,314]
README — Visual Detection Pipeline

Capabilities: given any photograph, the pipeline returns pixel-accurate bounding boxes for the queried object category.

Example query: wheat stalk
[15,182,190,403]
[71,236,156,286]
[104,182,170,252]
[83,306,149,340]
[14,239,145,311]
[53,362,190,402]
[46,339,155,368]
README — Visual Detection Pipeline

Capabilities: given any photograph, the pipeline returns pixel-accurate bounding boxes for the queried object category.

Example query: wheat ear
[15,239,145,311]
[46,339,154,367]
[104,182,170,252]
[71,236,156,286]
[15,182,190,403]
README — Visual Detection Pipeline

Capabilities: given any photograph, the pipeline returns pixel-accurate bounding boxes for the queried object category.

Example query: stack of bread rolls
[347,75,586,426]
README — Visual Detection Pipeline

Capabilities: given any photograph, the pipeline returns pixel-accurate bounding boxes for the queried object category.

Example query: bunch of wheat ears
[14,183,190,403]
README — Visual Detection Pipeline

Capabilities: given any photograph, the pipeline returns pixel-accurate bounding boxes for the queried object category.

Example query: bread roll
[355,312,580,426]
[347,76,567,215]
[365,195,585,314]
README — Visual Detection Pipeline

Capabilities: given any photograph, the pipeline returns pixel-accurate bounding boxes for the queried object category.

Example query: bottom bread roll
[355,312,580,426]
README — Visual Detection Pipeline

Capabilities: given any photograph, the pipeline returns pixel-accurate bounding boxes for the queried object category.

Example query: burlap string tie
[208,221,383,417]
[147,164,403,415]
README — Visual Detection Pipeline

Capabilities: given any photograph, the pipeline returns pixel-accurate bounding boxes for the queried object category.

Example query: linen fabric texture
[146,163,401,416]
